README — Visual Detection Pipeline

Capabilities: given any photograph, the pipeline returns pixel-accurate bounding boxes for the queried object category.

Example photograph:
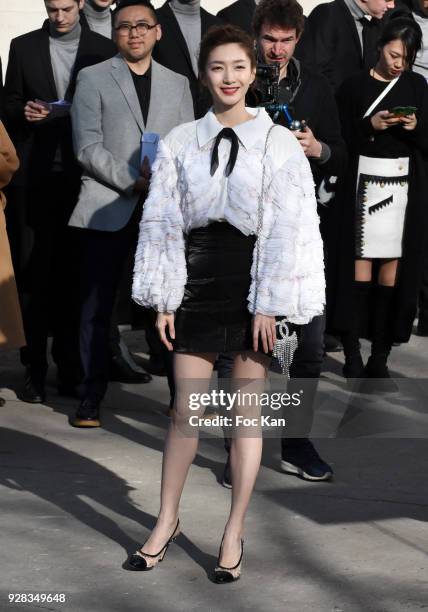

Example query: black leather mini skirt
[173,222,256,353]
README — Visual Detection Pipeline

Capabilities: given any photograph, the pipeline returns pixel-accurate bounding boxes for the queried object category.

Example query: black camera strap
[277,58,302,107]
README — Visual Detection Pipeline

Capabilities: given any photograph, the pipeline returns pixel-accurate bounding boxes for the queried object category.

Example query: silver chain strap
[254,125,298,377]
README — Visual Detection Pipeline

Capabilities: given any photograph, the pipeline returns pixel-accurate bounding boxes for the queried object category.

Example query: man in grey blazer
[69,0,194,427]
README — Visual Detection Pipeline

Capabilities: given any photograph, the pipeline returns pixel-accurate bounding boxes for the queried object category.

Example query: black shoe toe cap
[128,554,150,571]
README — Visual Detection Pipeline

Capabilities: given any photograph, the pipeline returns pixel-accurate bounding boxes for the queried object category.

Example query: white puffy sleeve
[132,139,186,312]
[248,149,325,325]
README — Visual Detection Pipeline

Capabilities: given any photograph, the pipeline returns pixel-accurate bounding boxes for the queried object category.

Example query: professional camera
[255,63,280,107]
[255,63,306,131]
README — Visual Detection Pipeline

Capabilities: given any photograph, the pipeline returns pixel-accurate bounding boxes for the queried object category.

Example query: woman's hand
[156,312,175,351]
[370,110,401,131]
[252,313,276,354]
[400,113,417,131]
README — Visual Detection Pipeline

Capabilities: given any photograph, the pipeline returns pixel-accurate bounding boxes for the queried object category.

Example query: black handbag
[253,125,299,377]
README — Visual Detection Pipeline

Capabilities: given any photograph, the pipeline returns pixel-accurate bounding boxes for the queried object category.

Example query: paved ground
[0,330,427,612]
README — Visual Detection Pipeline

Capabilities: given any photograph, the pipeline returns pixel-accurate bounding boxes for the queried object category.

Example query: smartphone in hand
[140,132,160,167]
[35,99,72,117]
[390,106,418,117]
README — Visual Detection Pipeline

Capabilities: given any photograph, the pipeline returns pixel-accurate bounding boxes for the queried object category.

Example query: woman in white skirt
[331,17,428,390]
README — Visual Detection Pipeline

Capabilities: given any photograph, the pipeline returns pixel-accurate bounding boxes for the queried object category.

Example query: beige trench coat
[0,121,25,349]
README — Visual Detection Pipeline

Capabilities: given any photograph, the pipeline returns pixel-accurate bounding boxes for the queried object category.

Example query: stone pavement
[0,330,427,612]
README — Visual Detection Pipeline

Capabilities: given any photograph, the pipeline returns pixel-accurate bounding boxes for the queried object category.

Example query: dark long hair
[378,17,423,67]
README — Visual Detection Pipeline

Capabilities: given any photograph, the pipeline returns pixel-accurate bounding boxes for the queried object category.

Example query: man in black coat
[256,0,348,481]
[4,0,116,404]
[153,0,219,118]
[217,0,256,34]
[220,0,347,488]
[298,0,396,92]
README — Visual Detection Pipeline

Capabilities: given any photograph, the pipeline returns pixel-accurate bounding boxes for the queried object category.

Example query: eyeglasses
[114,21,158,37]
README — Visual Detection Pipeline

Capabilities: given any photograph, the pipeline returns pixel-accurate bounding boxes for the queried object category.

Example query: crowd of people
[0,0,427,582]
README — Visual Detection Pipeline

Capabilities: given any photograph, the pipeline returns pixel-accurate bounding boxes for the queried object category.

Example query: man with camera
[251,0,346,481]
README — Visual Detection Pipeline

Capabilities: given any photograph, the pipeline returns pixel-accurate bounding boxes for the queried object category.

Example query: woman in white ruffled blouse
[130,25,325,581]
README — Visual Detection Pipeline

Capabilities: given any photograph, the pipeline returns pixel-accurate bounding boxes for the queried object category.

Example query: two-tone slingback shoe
[214,538,244,583]
[128,519,180,571]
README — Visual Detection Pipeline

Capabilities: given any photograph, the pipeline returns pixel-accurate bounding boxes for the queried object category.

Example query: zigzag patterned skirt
[355,155,409,259]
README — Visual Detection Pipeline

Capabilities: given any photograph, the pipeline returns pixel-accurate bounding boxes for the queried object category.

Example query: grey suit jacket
[69,55,194,231]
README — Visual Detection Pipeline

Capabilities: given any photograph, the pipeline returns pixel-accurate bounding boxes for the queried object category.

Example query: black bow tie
[210,127,239,177]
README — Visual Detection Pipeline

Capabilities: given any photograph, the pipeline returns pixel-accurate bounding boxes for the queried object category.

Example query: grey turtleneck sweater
[49,21,81,168]
[49,21,81,100]
[170,0,201,76]
[83,1,112,39]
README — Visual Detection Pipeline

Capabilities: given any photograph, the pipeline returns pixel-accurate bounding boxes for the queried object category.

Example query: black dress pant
[281,312,326,447]
[7,173,81,382]
[79,206,141,402]
[79,205,176,403]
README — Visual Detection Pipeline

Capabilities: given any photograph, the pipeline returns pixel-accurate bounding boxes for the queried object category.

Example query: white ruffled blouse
[132,107,325,325]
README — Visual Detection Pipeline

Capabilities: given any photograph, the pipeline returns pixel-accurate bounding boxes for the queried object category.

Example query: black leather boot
[363,285,398,393]
[342,281,371,381]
